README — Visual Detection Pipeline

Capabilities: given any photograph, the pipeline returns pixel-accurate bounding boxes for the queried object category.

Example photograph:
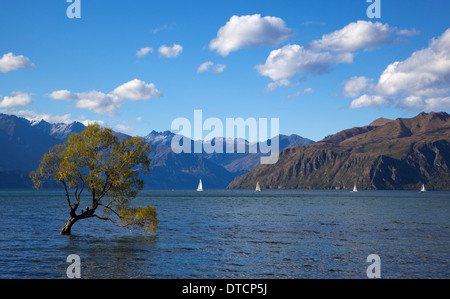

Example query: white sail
[351,184,358,192]
[420,184,426,192]
[255,182,261,192]
[197,179,203,192]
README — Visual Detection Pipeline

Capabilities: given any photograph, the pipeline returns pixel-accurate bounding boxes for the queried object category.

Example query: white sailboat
[420,184,426,193]
[197,179,203,192]
[255,182,261,192]
[351,183,358,193]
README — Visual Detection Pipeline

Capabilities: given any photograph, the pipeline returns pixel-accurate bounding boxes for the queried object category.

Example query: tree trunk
[60,217,78,235]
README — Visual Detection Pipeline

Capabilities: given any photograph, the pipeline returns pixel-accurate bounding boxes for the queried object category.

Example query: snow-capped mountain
[31,119,86,140]
[0,113,314,189]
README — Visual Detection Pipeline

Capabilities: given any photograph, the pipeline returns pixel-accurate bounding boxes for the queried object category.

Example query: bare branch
[61,180,73,210]
[74,183,79,205]
[98,203,121,218]
[92,214,133,233]
[77,175,85,202]
[96,183,113,203]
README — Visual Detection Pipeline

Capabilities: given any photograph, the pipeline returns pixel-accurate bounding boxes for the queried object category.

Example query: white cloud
[256,21,417,92]
[75,92,120,116]
[209,14,294,56]
[49,79,162,116]
[396,28,420,37]
[112,79,163,101]
[0,91,32,108]
[309,21,394,52]
[400,96,425,110]
[136,47,154,58]
[422,97,450,110]
[287,88,314,99]
[343,76,374,98]
[152,23,175,34]
[348,28,450,111]
[397,96,450,111]
[78,118,105,127]
[264,77,307,92]
[264,79,296,92]
[376,29,450,97]
[256,44,353,81]
[350,94,388,108]
[158,44,183,58]
[50,90,120,116]
[0,52,34,73]
[48,90,76,101]
[197,61,226,73]
[115,124,136,135]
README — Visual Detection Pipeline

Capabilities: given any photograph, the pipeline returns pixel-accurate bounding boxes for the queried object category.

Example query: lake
[0,189,449,279]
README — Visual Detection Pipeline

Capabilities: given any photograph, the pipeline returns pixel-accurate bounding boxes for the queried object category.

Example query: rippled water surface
[0,189,449,279]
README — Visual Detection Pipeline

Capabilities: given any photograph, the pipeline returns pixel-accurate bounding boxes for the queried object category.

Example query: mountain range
[0,113,313,189]
[3,112,449,190]
[142,130,313,188]
[229,112,450,191]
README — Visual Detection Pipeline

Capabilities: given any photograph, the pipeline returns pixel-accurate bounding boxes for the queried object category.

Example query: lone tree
[30,124,157,235]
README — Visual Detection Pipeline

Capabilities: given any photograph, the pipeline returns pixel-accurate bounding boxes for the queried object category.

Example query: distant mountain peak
[30,119,86,140]
[370,117,393,127]
[145,130,175,147]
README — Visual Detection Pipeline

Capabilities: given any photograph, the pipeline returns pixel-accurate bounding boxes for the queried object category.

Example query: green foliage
[30,124,158,234]
[116,206,158,234]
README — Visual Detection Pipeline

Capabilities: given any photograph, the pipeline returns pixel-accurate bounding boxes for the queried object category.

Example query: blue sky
[1,0,449,141]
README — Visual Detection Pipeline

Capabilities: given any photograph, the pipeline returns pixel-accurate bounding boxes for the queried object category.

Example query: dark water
[0,189,449,279]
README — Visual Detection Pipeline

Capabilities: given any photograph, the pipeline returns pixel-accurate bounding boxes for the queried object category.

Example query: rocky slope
[228,112,450,190]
